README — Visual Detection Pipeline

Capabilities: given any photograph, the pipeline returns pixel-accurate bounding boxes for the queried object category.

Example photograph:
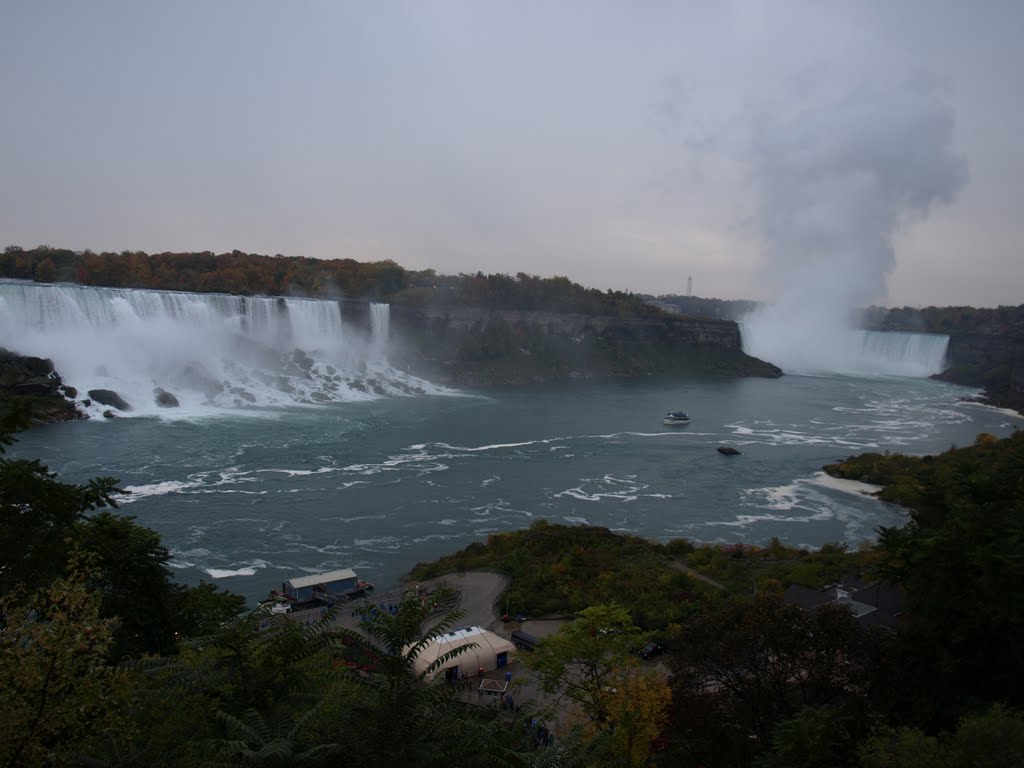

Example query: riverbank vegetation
[2,401,1022,765]
[408,521,879,626]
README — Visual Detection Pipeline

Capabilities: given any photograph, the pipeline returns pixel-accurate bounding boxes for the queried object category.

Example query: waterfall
[3,281,342,347]
[739,319,948,378]
[858,331,948,376]
[369,302,390,346]
[0,280,434,415]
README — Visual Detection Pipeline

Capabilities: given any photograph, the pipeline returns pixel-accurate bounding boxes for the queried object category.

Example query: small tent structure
[408,626,517,682]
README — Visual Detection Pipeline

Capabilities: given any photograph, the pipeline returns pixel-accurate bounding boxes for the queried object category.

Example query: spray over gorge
[741,78,969,375]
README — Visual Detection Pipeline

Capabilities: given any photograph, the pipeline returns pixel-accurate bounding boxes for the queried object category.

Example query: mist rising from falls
[742,77,966,379]
[0,280,441,417]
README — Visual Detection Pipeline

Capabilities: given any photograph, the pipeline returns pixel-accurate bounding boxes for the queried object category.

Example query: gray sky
[2,1,1021,307]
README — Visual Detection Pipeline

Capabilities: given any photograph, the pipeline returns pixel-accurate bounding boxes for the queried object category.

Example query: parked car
[511,629,539,651]
[638,641,666,660]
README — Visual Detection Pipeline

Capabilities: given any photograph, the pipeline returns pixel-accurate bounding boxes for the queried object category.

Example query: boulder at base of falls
[154,388,180,408]
[717,446,741,456]
[88,389,132,411]
[0,348,80,424]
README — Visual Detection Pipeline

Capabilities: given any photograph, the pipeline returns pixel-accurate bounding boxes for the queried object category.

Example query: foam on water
[811,472,884,497]
[696,470,906,546]
[206,566,261,578]
[201,557,275,579]
[958,398,1024,421]
[552,473,666,503]
[121,479,205,501]
[468,500,534,519]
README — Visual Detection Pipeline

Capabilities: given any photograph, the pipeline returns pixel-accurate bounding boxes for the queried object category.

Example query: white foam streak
[120,479,205,502]
[553,473,666,504]
[811,472,883,497]
[206,566,260,578]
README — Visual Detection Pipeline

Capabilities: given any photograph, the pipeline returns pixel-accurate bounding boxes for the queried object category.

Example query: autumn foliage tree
[0,563,130,768]
[600,665,671,767]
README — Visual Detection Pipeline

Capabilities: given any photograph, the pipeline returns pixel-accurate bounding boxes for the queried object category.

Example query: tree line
[863,303,1024,336]
[1,245,664,318]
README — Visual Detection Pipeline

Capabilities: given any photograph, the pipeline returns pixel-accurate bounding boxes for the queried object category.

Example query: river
[11,373,1020,605]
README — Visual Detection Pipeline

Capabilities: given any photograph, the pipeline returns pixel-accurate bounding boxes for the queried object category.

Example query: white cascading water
[740,318,948,378]
[369,302,390,351]
[857,331,949,376]
[0,280,441,417]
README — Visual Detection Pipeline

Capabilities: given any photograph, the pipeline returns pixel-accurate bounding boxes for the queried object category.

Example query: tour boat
[663,411,691,425]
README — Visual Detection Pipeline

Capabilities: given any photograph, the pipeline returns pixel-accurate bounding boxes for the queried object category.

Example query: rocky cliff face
[871,306,1024,415]
[401,306,749,344]
[389,306,781,386]
[935,333,1024,413]
[938,334,1023,386]
[0,348,81,424]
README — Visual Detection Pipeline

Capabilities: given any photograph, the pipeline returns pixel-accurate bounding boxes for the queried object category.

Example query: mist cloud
[742,76,968,373]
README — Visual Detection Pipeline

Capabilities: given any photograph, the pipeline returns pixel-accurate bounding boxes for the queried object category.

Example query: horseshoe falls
[0,280,442,417]
[857,331,949,376]
[740,319,948,378]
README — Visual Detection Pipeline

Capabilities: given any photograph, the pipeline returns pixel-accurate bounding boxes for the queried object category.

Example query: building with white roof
[282,569,357,601]
[407,626,517,682]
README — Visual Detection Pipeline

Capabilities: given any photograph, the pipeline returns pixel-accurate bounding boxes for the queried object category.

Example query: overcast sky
[1,1,1021,307]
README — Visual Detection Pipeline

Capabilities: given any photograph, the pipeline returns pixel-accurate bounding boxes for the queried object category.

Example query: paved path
[670,559,726,590]
[314,570,510,633]
[411,570,510,630]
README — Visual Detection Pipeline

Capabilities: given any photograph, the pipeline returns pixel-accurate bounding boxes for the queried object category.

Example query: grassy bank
[407,520,878,630]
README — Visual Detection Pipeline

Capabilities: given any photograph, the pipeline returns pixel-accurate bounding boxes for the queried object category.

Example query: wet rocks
[717,446,741,456]
[0,348,81,423]
[88,389,132,411]
[154,388,180,408]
